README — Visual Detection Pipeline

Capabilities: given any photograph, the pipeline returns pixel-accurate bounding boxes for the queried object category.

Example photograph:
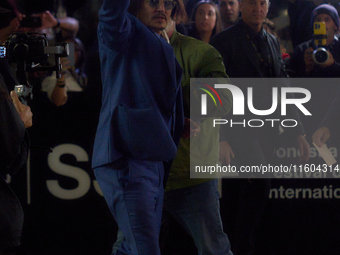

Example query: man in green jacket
[162,19,233,255]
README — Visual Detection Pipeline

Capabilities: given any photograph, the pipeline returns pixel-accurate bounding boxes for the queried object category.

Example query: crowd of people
[1,0,340,254]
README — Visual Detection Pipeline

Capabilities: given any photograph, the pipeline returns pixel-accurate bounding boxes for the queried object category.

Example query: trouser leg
[94,158,164,255]
[164,180,233,255]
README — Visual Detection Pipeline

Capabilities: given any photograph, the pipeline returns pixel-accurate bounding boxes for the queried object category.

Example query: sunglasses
[146,0,177,10]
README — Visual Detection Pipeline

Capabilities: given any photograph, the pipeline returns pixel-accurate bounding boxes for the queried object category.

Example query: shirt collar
[240,19,265,40]
[169,29,179,45]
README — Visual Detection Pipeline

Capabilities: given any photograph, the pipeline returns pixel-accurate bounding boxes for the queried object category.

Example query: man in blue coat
[92,0,184,254]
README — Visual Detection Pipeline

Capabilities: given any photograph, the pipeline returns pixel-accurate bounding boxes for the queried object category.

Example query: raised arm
[97,0,132,46]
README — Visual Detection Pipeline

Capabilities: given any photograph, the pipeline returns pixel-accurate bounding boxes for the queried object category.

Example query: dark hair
[128,0,187,23]
[190,0,222,40]
[127,0,142,16]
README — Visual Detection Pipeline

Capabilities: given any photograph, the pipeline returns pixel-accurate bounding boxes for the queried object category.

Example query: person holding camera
[41,37,87,106]
[0,77,32,255]
[290,4,340,77]
[0,10,33,254]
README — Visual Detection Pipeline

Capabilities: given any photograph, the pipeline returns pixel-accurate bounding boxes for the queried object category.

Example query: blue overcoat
[92,0,184,169]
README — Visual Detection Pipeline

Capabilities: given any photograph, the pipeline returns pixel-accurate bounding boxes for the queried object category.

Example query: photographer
[41,36,87,106]
[0,9,23,91]
[290,4,340,77]
[0,10,32,255]
[0,76,32,255]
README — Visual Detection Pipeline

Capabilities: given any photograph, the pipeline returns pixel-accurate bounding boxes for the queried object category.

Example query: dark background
[5,0,340,254]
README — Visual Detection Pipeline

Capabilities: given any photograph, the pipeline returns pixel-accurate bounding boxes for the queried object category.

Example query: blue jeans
[94,158,164,255]
[163,179,233,255]
[113,179,233,255]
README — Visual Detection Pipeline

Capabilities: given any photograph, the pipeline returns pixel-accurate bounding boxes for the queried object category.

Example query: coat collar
[237,20,281,77]
[153,29,181,88]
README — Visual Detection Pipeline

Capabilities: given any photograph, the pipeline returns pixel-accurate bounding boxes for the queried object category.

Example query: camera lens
[312,47,329,64]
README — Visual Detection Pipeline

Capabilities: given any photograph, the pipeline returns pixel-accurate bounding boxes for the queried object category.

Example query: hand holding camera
[10,90,33,128]
[311,21,332,65]
[19,11,58,29]
[303,21,335,74]
[60,57,71,73]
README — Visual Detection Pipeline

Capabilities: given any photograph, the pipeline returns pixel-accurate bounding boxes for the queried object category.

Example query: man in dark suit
[211,0,310,254]
[91,0,184,254]
[211,0,286,78]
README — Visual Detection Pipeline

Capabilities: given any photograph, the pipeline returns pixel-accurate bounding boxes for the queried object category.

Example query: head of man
[128,0,186,35]
[239,0,269,32]
[219,0,240,28]
[311,4,339,46]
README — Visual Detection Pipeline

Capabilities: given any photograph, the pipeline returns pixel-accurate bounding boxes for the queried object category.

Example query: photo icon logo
[198,82,223,115]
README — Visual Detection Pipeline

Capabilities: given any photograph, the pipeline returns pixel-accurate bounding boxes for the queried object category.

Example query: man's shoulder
[213,23,240,39]
[174,32,216,52]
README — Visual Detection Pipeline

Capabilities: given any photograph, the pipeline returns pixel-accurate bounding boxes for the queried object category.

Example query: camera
[5,32,69,102]
[14,84,33,99]
[312,22,329,64]
[312,47,329,64]
[6,32,69,71]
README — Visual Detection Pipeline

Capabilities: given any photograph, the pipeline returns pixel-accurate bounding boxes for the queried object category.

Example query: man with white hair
[211,0,310,254]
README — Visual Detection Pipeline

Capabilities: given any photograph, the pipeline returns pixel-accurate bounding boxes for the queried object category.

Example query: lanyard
[246,31,273,77]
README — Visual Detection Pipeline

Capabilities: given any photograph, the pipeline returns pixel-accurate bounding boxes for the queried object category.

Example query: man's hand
[34,11,58,29]
[33,11,79,35]
[312,126,330,148]
[304,47,314,75]
[10,91,33,128]
[182,118,201,138]
[296,134,310,163]
[219,141,235,165]
[61,57,71,71]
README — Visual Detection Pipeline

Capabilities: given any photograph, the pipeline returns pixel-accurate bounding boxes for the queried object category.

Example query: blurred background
[2,0,340,254]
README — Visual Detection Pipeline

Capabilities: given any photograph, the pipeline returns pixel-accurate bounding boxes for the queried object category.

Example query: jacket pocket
[115,105,177,161]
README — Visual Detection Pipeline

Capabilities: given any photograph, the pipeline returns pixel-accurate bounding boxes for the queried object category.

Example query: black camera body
[5,32,69,102]
[6,32,69,71]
